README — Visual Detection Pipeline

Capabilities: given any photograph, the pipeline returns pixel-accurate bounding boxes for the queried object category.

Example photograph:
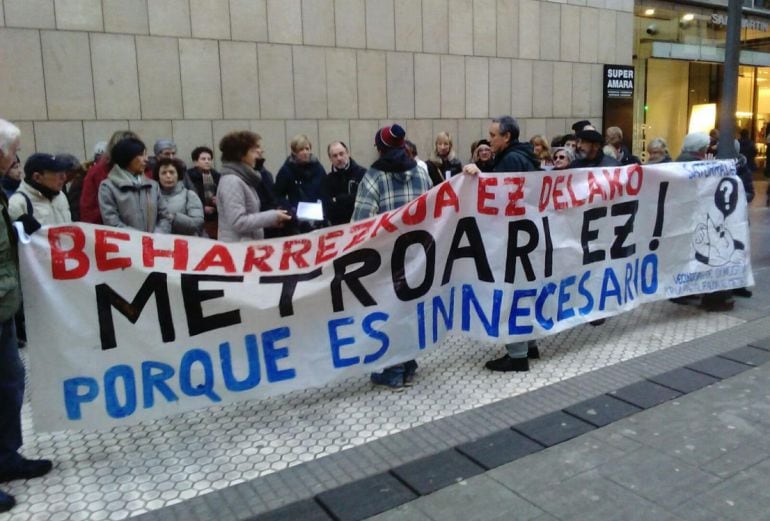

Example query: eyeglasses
[553,155,568,160]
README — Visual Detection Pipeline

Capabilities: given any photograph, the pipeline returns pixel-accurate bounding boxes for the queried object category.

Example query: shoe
[403,361,417,387]
[527,345,540,359]
[403,372,415,387]
[370,373,404,392]
[0,490,15,513]
[669,296,697,305]
[589,319,606,326]
[700,299,735,312]
[733,288,753,298]
[0,458,53,482]
[485,355,529,372]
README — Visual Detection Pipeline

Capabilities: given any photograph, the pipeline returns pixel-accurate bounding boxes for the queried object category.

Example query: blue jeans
[372,360,418,386]
[505,340,537,359]
[0,319,24,470]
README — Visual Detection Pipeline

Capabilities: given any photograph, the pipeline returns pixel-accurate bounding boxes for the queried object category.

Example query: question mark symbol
[715,178,738,218]
[721,183,733,212]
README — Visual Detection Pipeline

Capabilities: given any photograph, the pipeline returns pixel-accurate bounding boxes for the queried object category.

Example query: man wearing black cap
[352,124,432,390]
[570,128,621,168]
[8,153,72,226]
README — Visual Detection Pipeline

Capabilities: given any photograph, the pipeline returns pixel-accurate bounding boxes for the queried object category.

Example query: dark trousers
[0,319,23,470]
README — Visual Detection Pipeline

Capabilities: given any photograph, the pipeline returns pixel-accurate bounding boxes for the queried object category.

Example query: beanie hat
[154,138,176,156]
[375,124,406,150]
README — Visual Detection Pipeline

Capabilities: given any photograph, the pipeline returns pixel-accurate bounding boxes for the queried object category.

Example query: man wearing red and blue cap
[352,124,432,390]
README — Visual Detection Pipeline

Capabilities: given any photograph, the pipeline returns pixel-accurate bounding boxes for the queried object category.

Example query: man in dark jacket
[570,128,622,168]
[185,146,221,238]
[465,116,542,373]
[322,141,366,226]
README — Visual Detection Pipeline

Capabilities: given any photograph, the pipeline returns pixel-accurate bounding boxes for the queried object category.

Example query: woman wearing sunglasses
[551,147,575,170]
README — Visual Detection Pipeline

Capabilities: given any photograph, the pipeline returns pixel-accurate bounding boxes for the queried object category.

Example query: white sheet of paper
[296,201,324,221]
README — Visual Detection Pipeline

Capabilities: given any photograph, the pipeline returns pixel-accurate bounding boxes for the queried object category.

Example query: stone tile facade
[0,0,632,172]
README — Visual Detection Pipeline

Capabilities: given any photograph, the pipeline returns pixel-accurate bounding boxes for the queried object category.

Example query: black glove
[15,214,41,235]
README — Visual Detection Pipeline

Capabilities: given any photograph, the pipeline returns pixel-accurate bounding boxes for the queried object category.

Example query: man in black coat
[321,141,366,226]
[570,128,622,168]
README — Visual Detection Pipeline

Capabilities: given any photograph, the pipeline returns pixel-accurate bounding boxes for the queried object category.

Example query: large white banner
[19,161,752,431]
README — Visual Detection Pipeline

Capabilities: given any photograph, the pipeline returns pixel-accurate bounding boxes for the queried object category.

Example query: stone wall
[0,0,634,172]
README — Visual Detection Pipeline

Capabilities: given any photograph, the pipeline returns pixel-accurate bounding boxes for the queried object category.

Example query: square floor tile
[391,450,485,496]
[719,346,770,367]
[686,356,752,379]
[748,336,770,351]
[456,429,544,470]
[563,395,642,427]
[610,380,682,409]
[257,498,332,521]
[647,367,719,394]
[512,411,595,447]
[316,473,416,521]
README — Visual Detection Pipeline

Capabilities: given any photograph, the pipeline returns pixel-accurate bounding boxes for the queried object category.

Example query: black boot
[485,355,529,372]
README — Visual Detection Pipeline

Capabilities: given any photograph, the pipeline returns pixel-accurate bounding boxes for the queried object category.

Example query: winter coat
[321,158,367,225]
[160,182,205,236]
[0,191,20,322]
[216,161,284,242]
[570,149,622,169]
[426,156,463,186]
[80,156,110,224]
[184,167,221,222]
[493,142,541,173]
[274,155,326,210]
[8,179,72,226]
[98,164,171,233]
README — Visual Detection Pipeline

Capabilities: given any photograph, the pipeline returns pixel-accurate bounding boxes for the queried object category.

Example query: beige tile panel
[386,52,414,119]
[457,118,483,163]
[597,8,616,64]
[552,62,573,118]
[589,63,603,118]
[422,0,448,54]
[580,7,599,63]
[103,0,149,34]
[4,0,55,28]
[615,11,633,65]
[414,53,440,118]
[172,120,213,167]
[510,59,533,118]
[220,41,259,120]
[91,33,141,120]
[54,0,102,31]
[440,55,464,118]
[258,44,295,119]
[335,0,366,49]
[473,0,496,57]
[34,120,84,158]
[546,118,568,142]
[250,119,287,173]
[318,120,351,171]
[394,0,422,52]
[230,0,268,42]
[366,0,395,50]
[83,120,128,162]
[356,50,387,119]
[0,2,4,26]
[532,61,553,118]
[148,0,191,37]
[41,31,95,120]
[179,39,223,119]
[560,4,580,63]
[518,0,539,60]
[267,0,302,44]
[521,117,545,140]
[404,118,433,164]
[448,0,472,56]
[325,48,358,119]
[571,62,591,117]
[465,57,488,119]
[285,119,319,157]
[488,58,511,117]
[293,46,328,119]
[14,122,35,163]
[136,36,183,120]
[496,0,518,58]
[190,0,230,40]
[349,119,379,167]
[539,1,560,61]
[128,120,173,154]
[212,119,251,159]
[302,0,335,47]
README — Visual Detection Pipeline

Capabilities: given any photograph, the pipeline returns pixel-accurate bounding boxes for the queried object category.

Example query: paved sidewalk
[367,349,770,521]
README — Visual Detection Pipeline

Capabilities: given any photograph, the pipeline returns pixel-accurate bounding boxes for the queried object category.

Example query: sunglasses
[553,154,568,160]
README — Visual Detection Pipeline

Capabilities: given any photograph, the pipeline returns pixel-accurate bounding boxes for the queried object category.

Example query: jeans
[505,340,537,359]
[0,319,23,470]
[372,360,418,386]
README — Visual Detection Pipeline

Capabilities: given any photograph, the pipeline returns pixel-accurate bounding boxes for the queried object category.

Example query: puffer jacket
[159,182,205,236]
[216,162,283,242]
[8,180,72,225]
[0,191,20,322]
[98,164,171,233]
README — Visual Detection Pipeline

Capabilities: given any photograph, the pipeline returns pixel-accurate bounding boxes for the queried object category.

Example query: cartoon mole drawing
[693,177,745,267]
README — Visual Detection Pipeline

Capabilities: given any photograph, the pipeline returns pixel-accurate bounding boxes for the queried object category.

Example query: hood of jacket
[371,148,417,174]
[494,141,540,171]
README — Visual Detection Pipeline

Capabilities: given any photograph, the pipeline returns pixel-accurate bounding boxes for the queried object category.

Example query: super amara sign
[19,161,752,431]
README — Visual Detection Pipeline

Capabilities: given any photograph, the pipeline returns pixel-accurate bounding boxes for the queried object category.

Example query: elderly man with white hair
[0,119,53,513]
[675,132,710,162]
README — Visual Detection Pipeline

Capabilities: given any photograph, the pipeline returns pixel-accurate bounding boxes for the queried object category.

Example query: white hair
[0,119,20,155]
[681,132,710,153]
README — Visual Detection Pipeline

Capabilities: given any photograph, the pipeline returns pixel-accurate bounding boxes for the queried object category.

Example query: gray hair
[553,146,575,163]
[681,132,710,153]
[647,137,668,153]
[153,138,176,156]
[0,119,21,155]
[492,116,520,142]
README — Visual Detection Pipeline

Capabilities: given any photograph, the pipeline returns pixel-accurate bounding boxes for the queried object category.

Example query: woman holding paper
[216,131,291,242]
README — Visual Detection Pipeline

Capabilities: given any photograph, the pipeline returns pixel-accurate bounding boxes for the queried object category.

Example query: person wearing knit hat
[352,123,433,390]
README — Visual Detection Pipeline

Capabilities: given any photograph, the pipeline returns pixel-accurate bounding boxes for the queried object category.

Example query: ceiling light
[644,8,655,15]
[682,13,695,22]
